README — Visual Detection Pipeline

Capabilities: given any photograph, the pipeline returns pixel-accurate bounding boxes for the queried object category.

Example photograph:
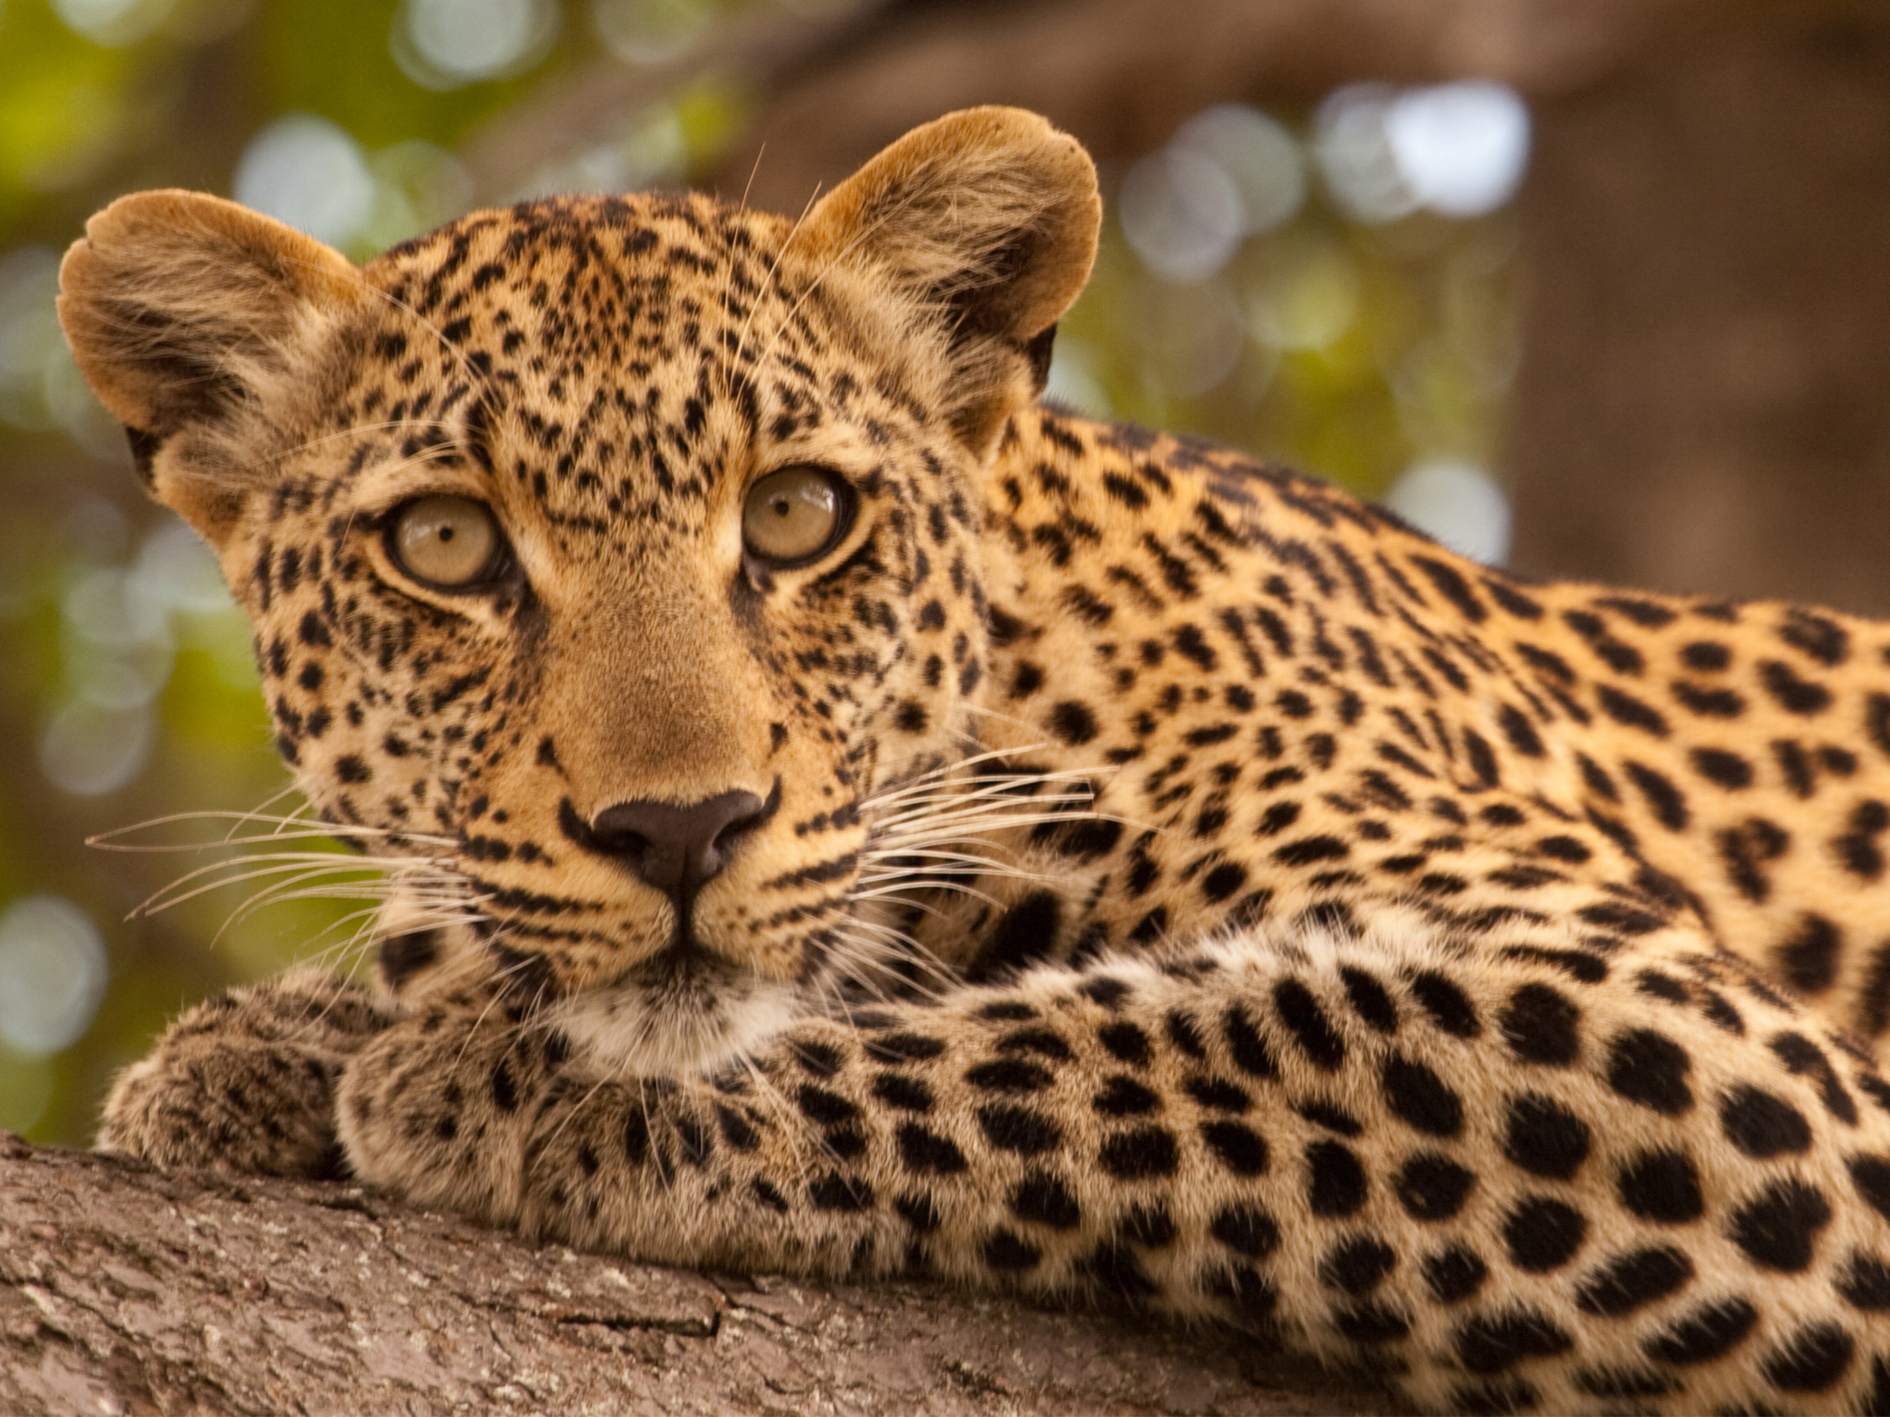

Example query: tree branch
[1,1134,1385,1415]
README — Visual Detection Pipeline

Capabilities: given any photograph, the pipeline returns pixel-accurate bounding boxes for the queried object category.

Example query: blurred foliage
[0,0,1519,1146]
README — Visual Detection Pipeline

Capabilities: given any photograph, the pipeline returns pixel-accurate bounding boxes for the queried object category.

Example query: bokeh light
[233,115,377,247]
[1381,457,1513,564]
[0,895,109,1057]
[394,0,559,89]
[593,0,712,65]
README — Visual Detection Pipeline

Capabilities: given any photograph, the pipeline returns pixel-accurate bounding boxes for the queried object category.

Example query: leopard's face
[59,112,1099,1073]
[223,195,1006,1070]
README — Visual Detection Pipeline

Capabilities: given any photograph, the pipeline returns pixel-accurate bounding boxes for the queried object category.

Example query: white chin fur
[549,975,805,1078]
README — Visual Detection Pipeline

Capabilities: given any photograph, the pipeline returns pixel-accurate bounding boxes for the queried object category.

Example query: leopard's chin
[548,947,805,1078]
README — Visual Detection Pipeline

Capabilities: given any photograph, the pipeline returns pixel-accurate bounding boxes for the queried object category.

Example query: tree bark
[0,1134,1385,1416]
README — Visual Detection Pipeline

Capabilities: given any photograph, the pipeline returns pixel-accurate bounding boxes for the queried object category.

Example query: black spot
[1770,1032,1859,1124]
[1575,1247,1694,1317]
[1183,1075,1249,1112]
[1201,861,1248,902]
[1779,610,1849,666]
[1837,1252,1890,1310]
[1011,1173,1081,1230]
[1497,703,1544,758]
[1098,1021,1151,1067]
[1321,1235,1396,1294]
[1098,1126,1179,1179]
[1274,835,1351,866]
[1209,1265,1278,1326]
[1690,747,1753,789]
[895,1191,940,1232]
[1381,1056,1464,1138]
[982,1229,1042,1271]
[964,1058,1052,1094]
[1340,967,1398,1033]
[1409,971,1481,1037]
[1333,1301,1411,1347]
[715,1104,759,1152]
[998,1026,1074,1062]
[1093,1075,1161,1117]
[1500,983,1579,1065]
[1306,1140,1368,1217]
[1854,1155,1890,1223]
[1617,1149,1704,1224]
[1759,659,1833,715]
[872,1073,933,1112]
[1761,1323,1855,1392]
[808,1171,873,1212]
[1199,1120,1269,1176]
[865,1032,948,1065]
[1598,686,1669,737]
[1836,800,1890,882]
[796,1083,860,1128]
[1395,1153,1476,1221]
[623,1107,649,1165]
[977,1104,1060,1155]
[1422,1245,1487,1303]
[1643,1297,1758,1366]
[1504,1196,1587,1272]
[1729,1178,1831,1272]
[674,1112,713,1168]
[378,929,440,990]
[897,1122,967,1175]
[1048,700,1099,745]
[1573,1366,1677,1401]
[1778,914,1843,994]
[1221,1005,1276,1076]
[1624,761,1688,829]
[1294,1099,1362,1136]
[1719,1086,1812,1159]
[1502,1093,1590,1180]
[1456,1309,1572,1375]
[1606,1029,1692,1115]
[1210,1203,1280,1258]
[1272,978,1346,1070]
[789,1039,844,1077]
[975,891,1063,977]
[490,1060,518,1112]
[747,1176,789,1213]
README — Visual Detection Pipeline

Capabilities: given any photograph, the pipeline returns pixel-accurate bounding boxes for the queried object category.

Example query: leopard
[54,106,1890,1414]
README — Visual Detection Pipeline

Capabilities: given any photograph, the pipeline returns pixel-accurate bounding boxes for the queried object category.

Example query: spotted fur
[60,108,1890,1413]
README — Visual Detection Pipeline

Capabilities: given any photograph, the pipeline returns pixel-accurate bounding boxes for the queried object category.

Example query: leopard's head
[58,108,1100,1074]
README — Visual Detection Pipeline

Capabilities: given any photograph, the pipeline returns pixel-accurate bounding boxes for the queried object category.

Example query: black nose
[584,789,774,909]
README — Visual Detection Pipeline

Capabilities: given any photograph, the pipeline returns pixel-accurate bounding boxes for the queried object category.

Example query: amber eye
[742,466,850,566]
[389,495,503,589]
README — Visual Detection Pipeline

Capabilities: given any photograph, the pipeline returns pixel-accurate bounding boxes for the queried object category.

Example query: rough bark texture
[1505,2,1890,613]
[0,1134,1387,1416]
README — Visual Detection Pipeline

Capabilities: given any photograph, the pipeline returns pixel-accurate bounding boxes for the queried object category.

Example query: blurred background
[1,0,1886,1146]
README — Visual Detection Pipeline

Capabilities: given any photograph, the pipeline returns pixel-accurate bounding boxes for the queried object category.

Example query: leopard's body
[58,109,1890,1413]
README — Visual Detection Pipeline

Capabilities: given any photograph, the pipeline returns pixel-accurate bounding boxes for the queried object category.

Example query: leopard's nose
[584,788,776,909]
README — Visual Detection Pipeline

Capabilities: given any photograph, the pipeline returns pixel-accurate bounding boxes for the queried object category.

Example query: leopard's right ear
[58,190,365,545]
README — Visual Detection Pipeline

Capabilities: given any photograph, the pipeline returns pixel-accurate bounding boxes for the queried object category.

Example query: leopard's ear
[801,107,1101,454]
[58,190,366,545]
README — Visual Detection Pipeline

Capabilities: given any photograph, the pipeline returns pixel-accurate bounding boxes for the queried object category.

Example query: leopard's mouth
[548,937,807,1077]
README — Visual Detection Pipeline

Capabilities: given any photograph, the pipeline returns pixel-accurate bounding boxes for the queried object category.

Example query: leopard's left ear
[58,190,366,546]
[801,107,1101,453]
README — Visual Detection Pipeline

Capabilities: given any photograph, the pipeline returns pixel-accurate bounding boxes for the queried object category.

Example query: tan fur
[63,109,1890,1414]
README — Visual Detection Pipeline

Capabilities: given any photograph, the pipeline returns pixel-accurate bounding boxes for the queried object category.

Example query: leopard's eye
[742,466,851,566]
[389,495,503,589]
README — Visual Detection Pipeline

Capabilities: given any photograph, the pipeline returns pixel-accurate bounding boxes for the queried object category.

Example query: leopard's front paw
[98,967,394,1179]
